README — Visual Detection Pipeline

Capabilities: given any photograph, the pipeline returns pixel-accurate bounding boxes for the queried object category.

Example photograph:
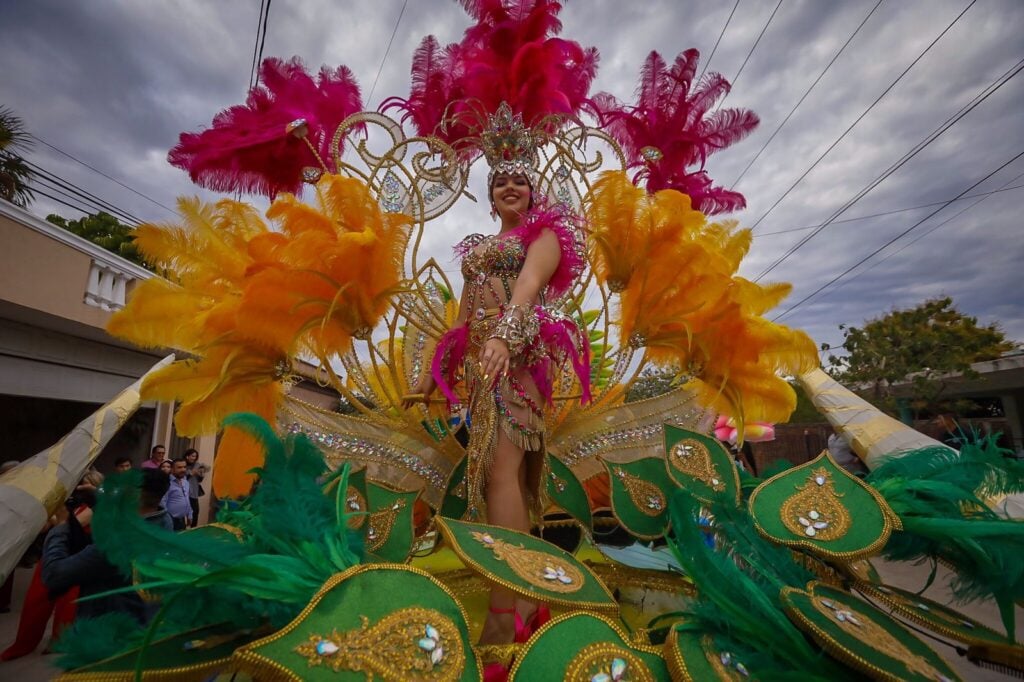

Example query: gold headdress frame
[277,105,683,500]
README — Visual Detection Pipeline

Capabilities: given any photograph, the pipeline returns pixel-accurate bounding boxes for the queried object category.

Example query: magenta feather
[596,48,759,214]
[431,325,469,407]
[384,0,598,149]
[168,57,363,198]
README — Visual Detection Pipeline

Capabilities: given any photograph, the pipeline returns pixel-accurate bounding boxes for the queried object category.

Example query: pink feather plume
[382,1,598,149]
[168,57,363,198]
[595,49,759,214]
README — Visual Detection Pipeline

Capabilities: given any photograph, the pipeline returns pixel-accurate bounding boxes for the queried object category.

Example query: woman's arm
[480,229,561,381]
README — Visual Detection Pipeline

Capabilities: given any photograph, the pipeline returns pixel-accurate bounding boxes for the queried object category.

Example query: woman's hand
[480,338,510,387]
[402,373,438,409]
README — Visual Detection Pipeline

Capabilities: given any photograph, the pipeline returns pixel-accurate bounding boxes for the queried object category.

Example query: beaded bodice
[458,233,531,337]
[460,233,527,283]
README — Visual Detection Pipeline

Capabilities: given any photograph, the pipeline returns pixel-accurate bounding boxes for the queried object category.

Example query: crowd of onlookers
[0,446,209,661]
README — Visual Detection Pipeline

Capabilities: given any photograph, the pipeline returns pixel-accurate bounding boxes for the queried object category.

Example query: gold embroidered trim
[808,595,943,680]
[749,452,897,561]
[293,607,465,681]
[702,635,750,680]
[507,612,663,680]
[231,563,481,682]
[367,498,407,552]
[668,439,725,492]
[564,642,654,682]
[345,485,367,529]
[612,467,666,517]
[471,531,583,593]
[856,582,1008,648]
[432,518,617,612]
[779,468,851,542]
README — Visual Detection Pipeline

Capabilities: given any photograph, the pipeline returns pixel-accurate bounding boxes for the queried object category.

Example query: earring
[490,206,497,221]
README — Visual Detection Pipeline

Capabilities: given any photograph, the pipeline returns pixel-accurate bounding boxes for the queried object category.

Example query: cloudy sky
[3,0,1023,355]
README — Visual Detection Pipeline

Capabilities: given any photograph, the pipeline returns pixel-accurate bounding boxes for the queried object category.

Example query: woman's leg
[189,498,200,528]
[478,428,529,645]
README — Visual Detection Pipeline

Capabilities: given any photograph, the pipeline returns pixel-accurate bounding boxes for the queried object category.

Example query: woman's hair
[184,448,199,461]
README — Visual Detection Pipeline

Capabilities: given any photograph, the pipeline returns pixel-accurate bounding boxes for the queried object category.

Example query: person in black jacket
[41,469,173,623]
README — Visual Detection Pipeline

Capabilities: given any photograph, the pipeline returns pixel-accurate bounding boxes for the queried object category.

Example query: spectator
[3,470,105,660]
[113,457,132,473]
[159,459,173,476]
[161,458,192,531]
[140,445,166,470]
[183,449,207,528]
[40,470,172,626]
[828,432,867,476]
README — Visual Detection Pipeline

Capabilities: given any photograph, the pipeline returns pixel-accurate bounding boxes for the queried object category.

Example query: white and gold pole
[796,367,951,469]
[0,355,173,583]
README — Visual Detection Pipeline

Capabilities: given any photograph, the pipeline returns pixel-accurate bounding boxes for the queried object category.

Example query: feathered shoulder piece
[382,0,598,151]
[595,49,758,214]
[168,57,363,198]
[505,200,585,299]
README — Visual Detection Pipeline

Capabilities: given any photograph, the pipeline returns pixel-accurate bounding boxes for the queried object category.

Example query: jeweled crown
[480,103,540,183]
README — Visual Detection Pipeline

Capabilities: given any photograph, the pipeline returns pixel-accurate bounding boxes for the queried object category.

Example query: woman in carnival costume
[403,104,590,644]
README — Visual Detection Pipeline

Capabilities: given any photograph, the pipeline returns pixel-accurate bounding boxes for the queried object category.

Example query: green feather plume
[868,437,1024,640]
[667,489,854,680]
[61,413,364,671]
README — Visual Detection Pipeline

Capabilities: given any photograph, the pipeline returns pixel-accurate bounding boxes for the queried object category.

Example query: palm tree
[0,106,34,207]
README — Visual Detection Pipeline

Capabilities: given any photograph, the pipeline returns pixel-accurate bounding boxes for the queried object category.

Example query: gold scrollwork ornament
[294,607,465,682]
[668,439,726,492]
[367,498,407,552]
[471,531,583,593]
[564,642,654,682]
[811,596,951,681]
[779,468,851,541]
[613,468,666,517]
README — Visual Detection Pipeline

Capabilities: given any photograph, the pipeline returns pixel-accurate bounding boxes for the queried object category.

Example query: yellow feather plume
[584,171,818,429]
[107,175,410,496]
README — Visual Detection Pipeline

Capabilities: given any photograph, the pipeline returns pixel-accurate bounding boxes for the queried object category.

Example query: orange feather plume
[107,175,410,496]
[585,171,818,429]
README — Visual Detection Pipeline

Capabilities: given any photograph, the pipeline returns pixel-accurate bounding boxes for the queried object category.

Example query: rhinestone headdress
[480,103,540,186]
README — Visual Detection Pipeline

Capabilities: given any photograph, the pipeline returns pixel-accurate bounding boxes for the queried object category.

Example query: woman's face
[185,452,198,465]
[159,460,172,474]
[491,173,531,221]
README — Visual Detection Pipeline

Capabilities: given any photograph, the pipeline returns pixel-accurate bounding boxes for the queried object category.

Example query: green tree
[46,211,148,268]
[0,106,34,207]
[824,297,1017,416]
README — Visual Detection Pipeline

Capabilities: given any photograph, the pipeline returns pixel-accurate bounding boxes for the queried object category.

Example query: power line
[717,0,784,109]
[24,158,143,225]
[32,175,141,227]
[747,0,977,233]
[697,0,741,82]
[366,0,409,108]
[754,55,1022,280]
[772,149,1024,321]
[730,0,883,188]
[29,186,104,219]
[815,170,1024,300]
[756,183,1024,238]
[248,0,267,90]
[253,0,273,89]
[29,135,178,216]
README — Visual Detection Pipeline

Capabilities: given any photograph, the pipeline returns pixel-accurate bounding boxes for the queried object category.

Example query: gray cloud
[2,0,1022,351]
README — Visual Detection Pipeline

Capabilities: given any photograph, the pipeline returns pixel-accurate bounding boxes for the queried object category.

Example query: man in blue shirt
[161,458,192,530]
